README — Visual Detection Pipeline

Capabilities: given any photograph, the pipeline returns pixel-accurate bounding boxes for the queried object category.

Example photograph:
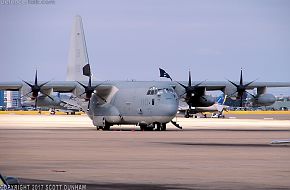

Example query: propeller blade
[87,99,90,110]
[194,80,207,88]
[201,96,207,101]
[40,90,54,101]
[78,91,87,97]
[21,90,33,99]
[39,81,50,88]
[244,79,257,87]
[239,68,243,86]
[179,91,187,98]
[229,90,238,97]
[22,80,33,88]
[245,91,255,98]
[93,81,107,89]
[35,97,38,110]
[239,97,243,107]
[177,82,188,90]
[88,75,92,87]
[77,81,87,89]
[227,79,239,88]
[188,70,192,87]
[34,70,38,85]
[188,102,192,110]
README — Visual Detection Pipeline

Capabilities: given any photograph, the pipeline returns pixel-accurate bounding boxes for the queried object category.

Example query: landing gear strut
[96,121,111,131]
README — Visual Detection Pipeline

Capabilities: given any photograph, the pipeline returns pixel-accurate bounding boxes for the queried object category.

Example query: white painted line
[229,117,236,119]
[270,139,290,145]
[264,118,274,120]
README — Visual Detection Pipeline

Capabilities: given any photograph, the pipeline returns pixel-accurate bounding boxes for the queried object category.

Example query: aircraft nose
[162,99,178,116]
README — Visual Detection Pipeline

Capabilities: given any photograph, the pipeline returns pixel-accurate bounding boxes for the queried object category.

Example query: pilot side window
[147,87,158,95]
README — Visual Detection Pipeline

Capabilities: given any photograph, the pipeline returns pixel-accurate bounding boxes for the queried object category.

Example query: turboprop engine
[178,70,215,109]
[21,70,54,108]
[189,95,215,107]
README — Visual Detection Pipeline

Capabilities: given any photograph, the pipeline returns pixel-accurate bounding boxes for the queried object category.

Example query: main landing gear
[96,121,111,131]
[140,123,167,131]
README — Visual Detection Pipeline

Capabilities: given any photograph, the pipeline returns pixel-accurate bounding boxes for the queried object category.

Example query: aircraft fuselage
[86,82,179,128]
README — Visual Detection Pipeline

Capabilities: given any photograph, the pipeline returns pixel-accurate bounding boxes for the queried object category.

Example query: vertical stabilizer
[216,94,227,105]
[66,15,89,81]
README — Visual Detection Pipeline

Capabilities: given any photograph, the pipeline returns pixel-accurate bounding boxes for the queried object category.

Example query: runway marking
[160,142,290,148]
[51,170,66,173]
[270,139,290,145]
[264,117,274,120]
[228,117,236,119]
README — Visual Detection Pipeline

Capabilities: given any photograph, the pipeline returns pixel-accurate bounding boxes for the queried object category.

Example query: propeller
[227,68,257,107]
[77,64,106,110]
[177,70,206,110]
[22,70,54,109]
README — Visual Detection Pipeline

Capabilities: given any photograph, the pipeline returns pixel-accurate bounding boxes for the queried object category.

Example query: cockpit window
[147,86,158,95]
[147,86,176,96]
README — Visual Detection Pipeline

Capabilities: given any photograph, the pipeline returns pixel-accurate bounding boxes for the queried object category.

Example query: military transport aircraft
[0,15,290,131]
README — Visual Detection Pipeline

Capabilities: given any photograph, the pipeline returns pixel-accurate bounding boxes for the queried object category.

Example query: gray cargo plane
[1,15,290,131]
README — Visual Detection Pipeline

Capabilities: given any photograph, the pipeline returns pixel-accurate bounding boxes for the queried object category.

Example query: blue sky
[0,0,290,94]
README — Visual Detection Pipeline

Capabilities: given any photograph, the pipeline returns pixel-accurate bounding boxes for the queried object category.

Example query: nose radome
[163,100,178,116]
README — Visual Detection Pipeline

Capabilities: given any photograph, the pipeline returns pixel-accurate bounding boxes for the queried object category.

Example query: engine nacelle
[251,93,276,107]
[190,95,215,107]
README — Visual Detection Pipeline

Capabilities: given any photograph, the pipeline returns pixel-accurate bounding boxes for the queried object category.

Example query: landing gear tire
[160,123,167,131]
[140,125,146,131]
[96,126,103,130]
[103,123,111,131]
[146,125,154,131]
[155,123,161,131]
[140,124,154,131]
[185,110,190,118]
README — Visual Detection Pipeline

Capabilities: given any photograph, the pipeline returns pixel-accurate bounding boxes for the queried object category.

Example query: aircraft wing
[0,82,23,91]
[0,81,115,92]
[0,81,116,100]
[173,81,290,91]
[41,81,77,93]
[0,81,77,92]
[245,82,290,88]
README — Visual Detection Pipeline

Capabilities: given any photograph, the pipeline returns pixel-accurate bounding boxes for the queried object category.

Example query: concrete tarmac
[0,115,290,190]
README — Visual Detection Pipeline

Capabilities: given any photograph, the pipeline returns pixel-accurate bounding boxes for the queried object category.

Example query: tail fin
[66,15,89,81]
